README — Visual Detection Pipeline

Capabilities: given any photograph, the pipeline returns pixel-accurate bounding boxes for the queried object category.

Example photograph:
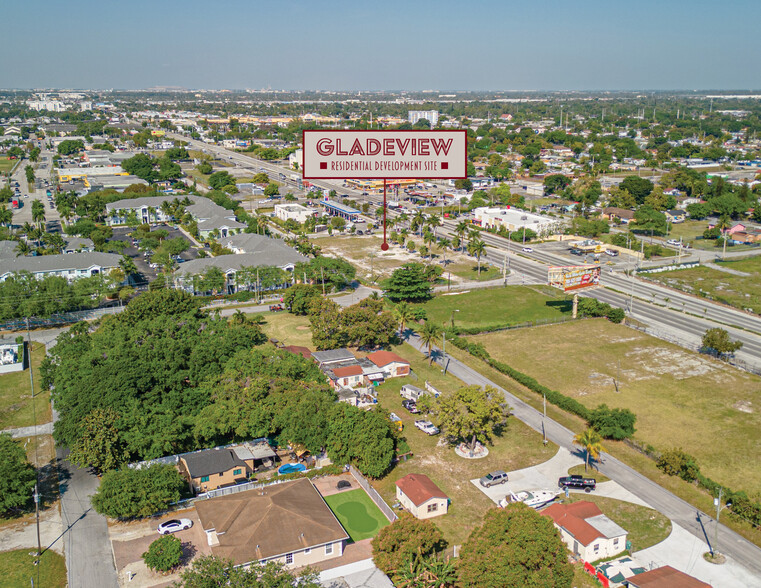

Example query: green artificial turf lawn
[323,488,390,542]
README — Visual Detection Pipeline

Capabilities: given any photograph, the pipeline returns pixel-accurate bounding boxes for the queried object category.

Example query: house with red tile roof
[395,473,449,519]
[329,364,365,390]
[366,350,411,378]
[627,565,711,588]
[542,501,627,562]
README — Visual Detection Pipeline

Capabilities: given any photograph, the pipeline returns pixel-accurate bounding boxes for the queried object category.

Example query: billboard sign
[302,130,467,180]
[548,265,601,292]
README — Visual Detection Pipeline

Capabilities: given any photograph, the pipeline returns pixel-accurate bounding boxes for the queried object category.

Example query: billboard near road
[302,130,467,180]
[548,265,601,292]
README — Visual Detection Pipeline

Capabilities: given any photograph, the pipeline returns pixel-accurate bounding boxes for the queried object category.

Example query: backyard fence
[0,306,123,332]
[348,465,398,523]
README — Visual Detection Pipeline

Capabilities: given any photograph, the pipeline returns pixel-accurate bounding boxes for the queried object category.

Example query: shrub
[142,535,182,572]
[587,404,636,440]
[657,448,700,482]
[91,464,185,519]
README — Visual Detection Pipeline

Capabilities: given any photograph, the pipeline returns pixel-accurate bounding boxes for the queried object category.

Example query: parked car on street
[157,518,193,534]
[480,470,509,488]
[557,475,596,492]
[414,420,439,435]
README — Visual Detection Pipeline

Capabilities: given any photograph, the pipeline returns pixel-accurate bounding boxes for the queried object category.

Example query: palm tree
[419,321,442,365]
[423,230,436,259]
[573,428,606,472]
[455,220,470,248]
[0,204,12,227]
[468,238,487,276]
[438,237,451,266]
[15,240,30,256]
[31,199,45,229]
[392,301,415,335]
[426,215,442,237]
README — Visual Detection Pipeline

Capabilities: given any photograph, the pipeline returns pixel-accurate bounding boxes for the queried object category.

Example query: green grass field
[256,311,314,348]
[323,488,390,542]
[647,257,761,314]
[0,342,52,430]
[371,343,558,547]
[0,549,67,588]
[416,285,573,331]
[470,319,761,494]
[0,157,18,174]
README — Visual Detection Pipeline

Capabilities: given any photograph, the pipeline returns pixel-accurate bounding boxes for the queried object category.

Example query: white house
[0,252,122,283]
[366,350,411,378]
[542,501,627,562]
[275,204,319,224]
[395,473,449,519]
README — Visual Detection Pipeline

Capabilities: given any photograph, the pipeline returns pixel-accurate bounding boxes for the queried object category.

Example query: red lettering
[431,138,453,156]
[367,139,381,155]
[336,139,348,156]
[383,138,395,156]
[419,138,430,155]
[396,138,410,156]
[316,138,333,156]
[348,139,365,156]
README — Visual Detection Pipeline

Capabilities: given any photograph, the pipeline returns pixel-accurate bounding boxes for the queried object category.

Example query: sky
[3,0,760,91]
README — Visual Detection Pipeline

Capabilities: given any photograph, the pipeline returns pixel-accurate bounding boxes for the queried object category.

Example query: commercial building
[472,206,559,235]
[408,110,439,127]
[194,478,349,569]
[320,199,360,221]
[275,203,319,224]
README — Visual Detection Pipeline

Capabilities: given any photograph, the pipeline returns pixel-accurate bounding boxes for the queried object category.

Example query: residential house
[329,364,365,390]
[707,221,746,235]
[664,209,686,224]
[395,474,449,519]
[0,339,24,374]
[0,241,19,258]
[312,349,356,369]
[730,229,761,243]
[0,252,121,283]
[194,478,349,568]
[601,207,636,224]
[627,565,711,588]
[179,447,253,494]
[63,237,94,254]
[366,351,410,378]
[541,501,628,562]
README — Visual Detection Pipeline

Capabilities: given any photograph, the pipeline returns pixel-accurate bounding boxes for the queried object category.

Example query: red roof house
[366,350,410,378]
[542,501,628,562]
[395,473,449,519]
[628,566,711,588]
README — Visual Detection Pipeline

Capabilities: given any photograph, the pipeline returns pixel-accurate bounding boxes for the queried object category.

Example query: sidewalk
[2,421,53,438]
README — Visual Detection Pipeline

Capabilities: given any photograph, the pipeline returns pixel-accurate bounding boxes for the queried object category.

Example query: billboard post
[303,129,467,250]
[548,265,602,319]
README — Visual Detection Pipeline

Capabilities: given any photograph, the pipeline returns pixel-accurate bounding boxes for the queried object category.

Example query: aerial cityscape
[1,3,761,588]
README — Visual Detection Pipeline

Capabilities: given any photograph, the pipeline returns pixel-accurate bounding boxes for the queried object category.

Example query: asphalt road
[405,331,761,580]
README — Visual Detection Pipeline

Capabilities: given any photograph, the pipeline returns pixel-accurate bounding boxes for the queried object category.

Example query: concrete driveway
[634,522,760,588]
[471,447,654,508]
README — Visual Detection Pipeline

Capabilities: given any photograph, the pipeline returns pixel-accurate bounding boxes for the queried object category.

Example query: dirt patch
[312,473,359,498]
[624,347,716,380]
[295,326,310,331]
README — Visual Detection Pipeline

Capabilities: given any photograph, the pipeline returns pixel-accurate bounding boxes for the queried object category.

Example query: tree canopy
[701,327,743,357]
[427,385,509,450]
[0,433,36,515]
[174,556,321,587]
[458,505,573,588]
[91,463,186,519]
[383,263,433,303]
[308,297,397,351]
[372,513,447,581]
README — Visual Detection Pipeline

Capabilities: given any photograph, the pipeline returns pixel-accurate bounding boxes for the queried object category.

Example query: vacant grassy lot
[0,342,52,430]
[444,260,503,282]
[564,494,671,552]
[0,157,17,174]
[371,343,558,547]
[323,488,390,542]
[665,220,708,244]
[417,285,573,330]
[0,549,67,588]
[256,311,313,348]
[646,258,761,314]
[470,319,761,494]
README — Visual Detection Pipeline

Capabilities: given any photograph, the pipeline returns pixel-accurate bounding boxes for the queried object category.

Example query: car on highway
[157,518,193,535]
[414,420,439,435]
[557,475,596,492]
[604,249,619,257]
[522,247,533,253]
[479,470,509,488]
[666,239,684,247]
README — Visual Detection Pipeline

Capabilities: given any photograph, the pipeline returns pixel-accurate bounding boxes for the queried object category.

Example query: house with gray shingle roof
[0,252,122,282]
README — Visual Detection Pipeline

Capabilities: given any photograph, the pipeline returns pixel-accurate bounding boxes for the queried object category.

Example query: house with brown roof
[194,477,349,569]
[627,565,711,588]
[541,501,627,562]
[395,473,449,519]
[601,207,636,224]
[366,350,411,378]
[179,442,277,494]
[329,364,365,389]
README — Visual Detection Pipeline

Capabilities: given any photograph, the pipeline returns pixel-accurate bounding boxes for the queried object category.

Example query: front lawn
[256,311,313,348]
[323,488,390,542]
[0,341,52,430]
[0,549,67,588]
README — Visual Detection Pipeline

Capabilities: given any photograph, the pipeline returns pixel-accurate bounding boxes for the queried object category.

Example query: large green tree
[295,257,356,292]
[428,385,509,450]
[372,513,447,581]
[0,433,36,514]
[67,407,129,473]
[383,263,432,303]
[283,284,321,315]
[701,327,743,357]
[458,505,573,588]
[143,535,183,572]
[326,403,395,478]
[174,556,321,587]
[91,464,186,519]
[620,176,654,205]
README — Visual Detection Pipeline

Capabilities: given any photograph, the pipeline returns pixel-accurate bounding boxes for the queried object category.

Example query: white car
[414,420,439,435]
[157,518,193,535]
[666,239,683,247]
[522,247,533,253]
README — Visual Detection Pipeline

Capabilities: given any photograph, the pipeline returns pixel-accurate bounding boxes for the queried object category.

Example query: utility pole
[502,250,507,285]
[542,392,547,445]
[320,266,325,296]
[26,318,42,584]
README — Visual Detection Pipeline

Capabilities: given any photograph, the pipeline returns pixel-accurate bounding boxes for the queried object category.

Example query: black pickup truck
[558,475,596,493]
